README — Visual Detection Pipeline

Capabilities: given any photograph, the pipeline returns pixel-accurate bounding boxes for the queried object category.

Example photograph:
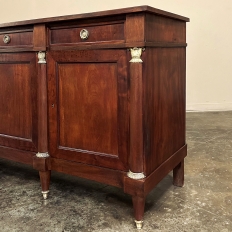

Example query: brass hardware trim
[129,47,143,63]
[80,29,89,40]
[3,35,11,44]
[38,51,46,64]
[127,170,146,180]
[36,152,49,158]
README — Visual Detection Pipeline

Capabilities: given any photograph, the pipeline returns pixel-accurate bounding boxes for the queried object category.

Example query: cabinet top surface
[0,5,189,28]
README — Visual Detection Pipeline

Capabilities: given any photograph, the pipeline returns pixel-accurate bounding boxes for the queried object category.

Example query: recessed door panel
[0,53,37,151]
[58,63,118,155]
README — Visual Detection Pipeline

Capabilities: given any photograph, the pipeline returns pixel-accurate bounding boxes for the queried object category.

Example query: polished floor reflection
[0,111,232,232]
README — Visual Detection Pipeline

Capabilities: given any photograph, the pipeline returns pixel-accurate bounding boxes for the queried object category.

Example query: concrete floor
[0,111,231,232]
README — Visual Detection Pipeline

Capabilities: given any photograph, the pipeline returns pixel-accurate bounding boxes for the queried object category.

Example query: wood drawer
[49,21,125,46]
[0,30,33,48]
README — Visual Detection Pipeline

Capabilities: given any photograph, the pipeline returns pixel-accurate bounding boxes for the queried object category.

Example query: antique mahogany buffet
[0,6,189,229]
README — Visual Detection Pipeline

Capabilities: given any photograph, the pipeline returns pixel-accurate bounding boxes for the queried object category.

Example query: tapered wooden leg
[132,195,145,229]
[39,170,51,199]
[173,159,184,187]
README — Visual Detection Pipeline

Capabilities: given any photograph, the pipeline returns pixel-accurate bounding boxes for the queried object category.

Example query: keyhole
[52,104,54,108]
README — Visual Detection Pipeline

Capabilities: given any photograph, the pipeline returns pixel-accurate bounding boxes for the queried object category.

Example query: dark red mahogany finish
[0,6,189,229]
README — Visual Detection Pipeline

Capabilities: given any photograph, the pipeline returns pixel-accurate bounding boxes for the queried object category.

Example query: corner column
[128,48,145,179]
[127,47,146,229]
[33,51,51,200]
[128,47,145,179]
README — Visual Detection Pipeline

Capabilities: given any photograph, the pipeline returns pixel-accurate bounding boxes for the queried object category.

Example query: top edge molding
[0,5,189,28]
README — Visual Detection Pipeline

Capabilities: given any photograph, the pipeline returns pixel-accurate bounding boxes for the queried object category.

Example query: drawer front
[50,22,125,45]
[0,31,33,48]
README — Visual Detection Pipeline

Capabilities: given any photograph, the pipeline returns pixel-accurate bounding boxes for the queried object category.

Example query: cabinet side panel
[145,14,186,43]
[144,47,186,175]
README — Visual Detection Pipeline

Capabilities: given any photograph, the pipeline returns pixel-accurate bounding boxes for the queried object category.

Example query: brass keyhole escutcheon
[80,29,89,40]
[3,35,11,44]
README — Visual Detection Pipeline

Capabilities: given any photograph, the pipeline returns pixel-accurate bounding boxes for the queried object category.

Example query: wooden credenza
[0,6,189,229]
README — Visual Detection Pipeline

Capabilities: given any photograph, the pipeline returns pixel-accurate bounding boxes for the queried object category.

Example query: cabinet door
[47,50,129,171]
[0,53,38,152]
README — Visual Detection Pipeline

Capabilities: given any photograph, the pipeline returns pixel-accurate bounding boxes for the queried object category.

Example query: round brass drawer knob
[80,29,89,40]
[3,35,11,44]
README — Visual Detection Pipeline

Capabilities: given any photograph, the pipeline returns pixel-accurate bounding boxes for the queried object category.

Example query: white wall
[1,0,232,111]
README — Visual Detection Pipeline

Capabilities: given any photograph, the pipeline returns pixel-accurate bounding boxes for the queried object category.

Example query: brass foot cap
[135,220,143,229]
[42,190,49,200]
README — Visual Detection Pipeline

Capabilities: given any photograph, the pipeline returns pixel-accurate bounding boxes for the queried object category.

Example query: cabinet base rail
[0,145,186,229]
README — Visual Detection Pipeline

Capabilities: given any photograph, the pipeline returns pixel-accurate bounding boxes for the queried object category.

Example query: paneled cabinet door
[47,50,129,171]
[0,53,38,152]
